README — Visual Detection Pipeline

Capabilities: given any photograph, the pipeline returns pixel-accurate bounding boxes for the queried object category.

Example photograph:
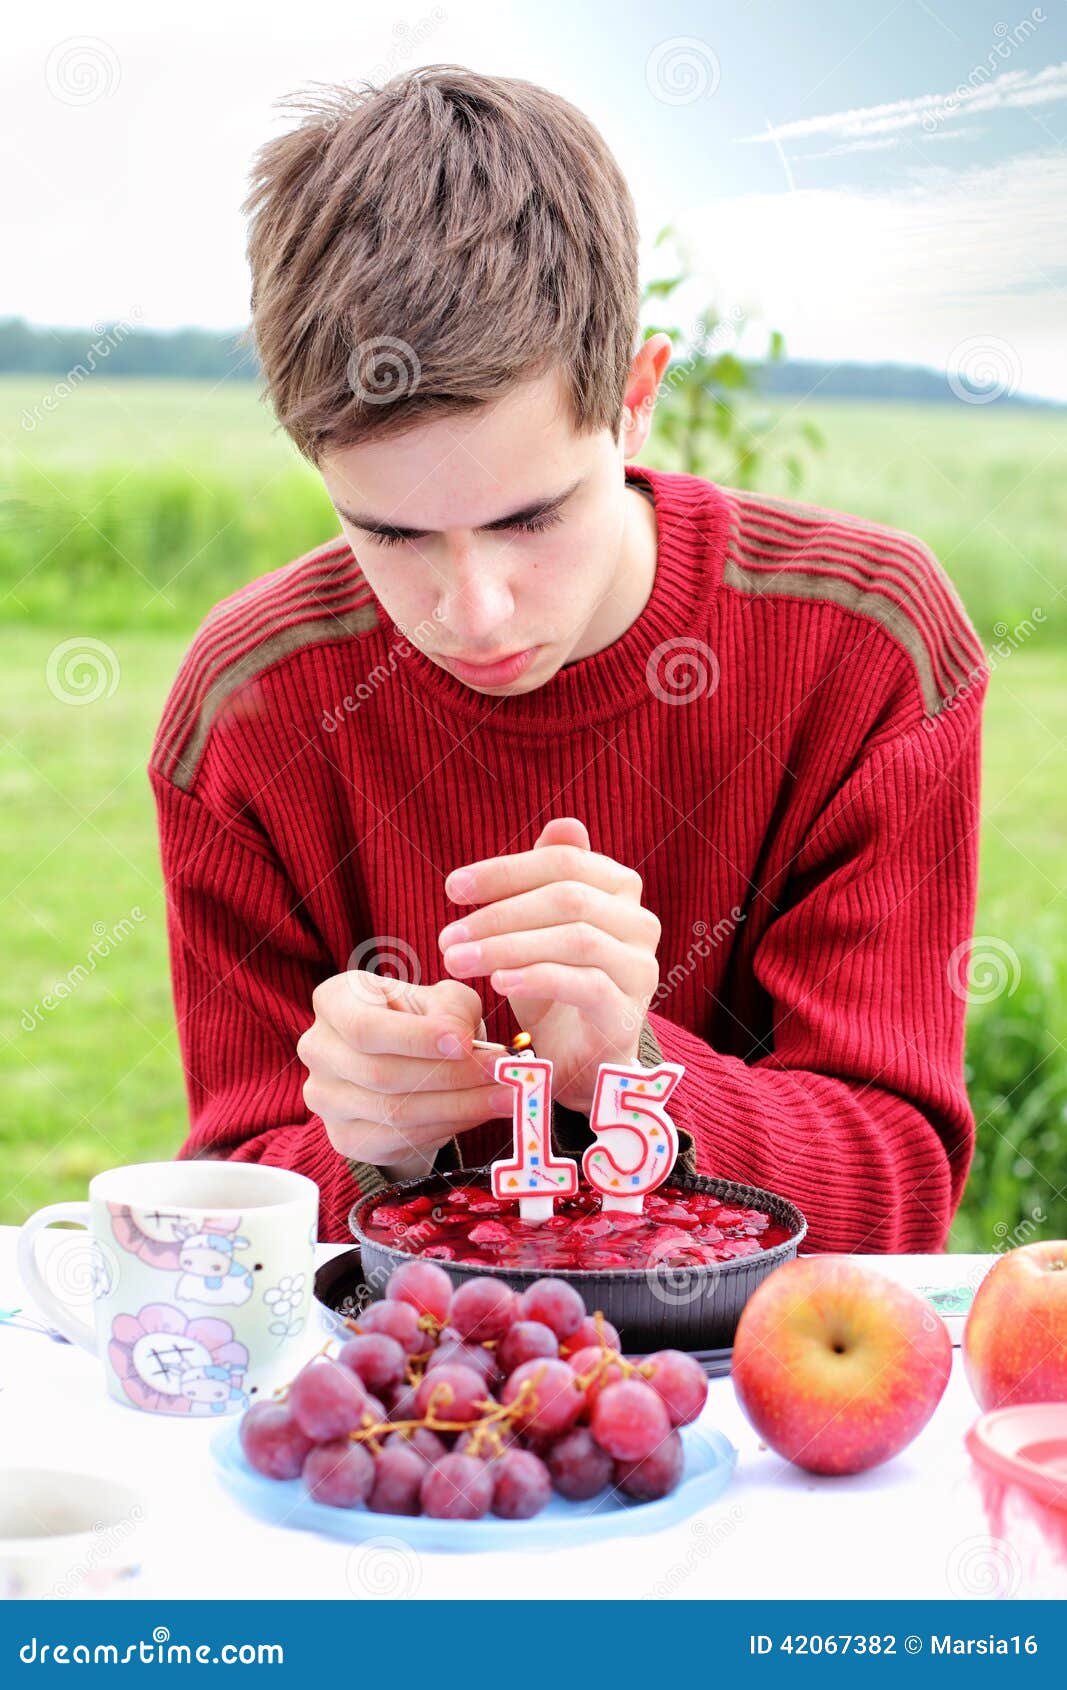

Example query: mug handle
[17,1203,99,1354]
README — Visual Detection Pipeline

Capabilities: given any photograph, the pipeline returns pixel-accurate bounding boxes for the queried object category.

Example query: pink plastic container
[965,1403,1067,1593]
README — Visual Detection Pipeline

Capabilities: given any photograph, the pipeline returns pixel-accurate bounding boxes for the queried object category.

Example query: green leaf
[709,352,749,390]
[644,276,687,301]
[642,322,682,345]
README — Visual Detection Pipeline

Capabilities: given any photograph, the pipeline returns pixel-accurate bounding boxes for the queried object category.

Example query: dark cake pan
[349,1165,807,1352]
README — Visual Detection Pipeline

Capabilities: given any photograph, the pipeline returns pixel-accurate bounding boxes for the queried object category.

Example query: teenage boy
[151,67,988,1248]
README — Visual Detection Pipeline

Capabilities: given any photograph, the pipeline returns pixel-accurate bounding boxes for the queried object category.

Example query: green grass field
[2,377,1065,1245]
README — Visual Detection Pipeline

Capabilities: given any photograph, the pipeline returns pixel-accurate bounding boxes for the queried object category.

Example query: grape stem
[346,1373,542,1459]
[570,1310,654,1390]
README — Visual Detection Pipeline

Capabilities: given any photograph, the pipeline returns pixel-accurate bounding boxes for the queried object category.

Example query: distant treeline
[0,316,1059,407]
[754,358,1058,409]
[0,317,255,381]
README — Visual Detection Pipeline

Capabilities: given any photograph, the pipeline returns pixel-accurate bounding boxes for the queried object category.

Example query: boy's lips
[438,646,539,685]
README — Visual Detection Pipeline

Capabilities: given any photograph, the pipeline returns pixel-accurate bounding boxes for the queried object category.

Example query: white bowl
[0,1470,146,1599]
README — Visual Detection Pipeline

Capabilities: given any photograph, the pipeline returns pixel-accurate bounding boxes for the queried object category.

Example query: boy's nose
[440,555,515,635]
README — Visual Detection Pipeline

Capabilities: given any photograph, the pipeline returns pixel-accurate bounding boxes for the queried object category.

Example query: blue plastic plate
[211,1418,737,1553]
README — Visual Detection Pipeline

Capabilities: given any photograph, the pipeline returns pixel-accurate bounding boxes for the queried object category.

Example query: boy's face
[318,355,665,696]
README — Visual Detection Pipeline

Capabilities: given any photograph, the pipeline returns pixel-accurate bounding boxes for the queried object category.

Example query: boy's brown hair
[241,64,641,465]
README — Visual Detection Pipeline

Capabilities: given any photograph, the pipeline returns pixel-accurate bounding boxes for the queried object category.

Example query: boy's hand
[297,974,509,1181]
[438,818,661,1113]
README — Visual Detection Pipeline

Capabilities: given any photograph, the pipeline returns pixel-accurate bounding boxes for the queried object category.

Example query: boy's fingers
[316,972,488,1063]
[342,971,422,1013]
[373,1079,511,1129]
[446,844,641,906]
[440,884,656,949]
[305,1072,508,1131]
[421,977,485,1031]
[298,1020,495,1094]
[323,1118,464,1165]
[323,1002,450,1062]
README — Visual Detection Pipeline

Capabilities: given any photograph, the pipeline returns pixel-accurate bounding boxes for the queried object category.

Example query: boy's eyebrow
[334,477,585,538]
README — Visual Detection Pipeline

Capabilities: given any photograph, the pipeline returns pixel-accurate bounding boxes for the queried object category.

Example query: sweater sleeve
[639,680,986,1253]
[150,771,394,1241]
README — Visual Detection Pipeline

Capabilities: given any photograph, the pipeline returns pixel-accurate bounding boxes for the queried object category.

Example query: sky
[4,0,1067,397]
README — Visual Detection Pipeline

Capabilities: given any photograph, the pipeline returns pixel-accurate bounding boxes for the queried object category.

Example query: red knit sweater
[150,464,988,1250]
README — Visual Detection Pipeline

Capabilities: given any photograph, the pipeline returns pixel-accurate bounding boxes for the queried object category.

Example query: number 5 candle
[583,1060,685,1213]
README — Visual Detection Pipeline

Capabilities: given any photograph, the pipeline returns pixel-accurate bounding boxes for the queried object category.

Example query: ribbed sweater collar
[372,463,732,737]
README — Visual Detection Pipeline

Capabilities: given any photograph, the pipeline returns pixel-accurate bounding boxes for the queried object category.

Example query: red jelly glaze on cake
[363,1181,794,1271]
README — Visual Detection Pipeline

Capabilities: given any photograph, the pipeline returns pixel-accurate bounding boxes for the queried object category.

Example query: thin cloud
[801,125,987,160]
[738,59,1067,148]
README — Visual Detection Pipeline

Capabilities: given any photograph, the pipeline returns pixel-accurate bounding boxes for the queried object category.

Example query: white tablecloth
[3,1228,1060,1601]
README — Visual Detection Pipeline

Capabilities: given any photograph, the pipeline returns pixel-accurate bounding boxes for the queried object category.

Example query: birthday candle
[490,1054,579,1222]
[583,1060,685,1213]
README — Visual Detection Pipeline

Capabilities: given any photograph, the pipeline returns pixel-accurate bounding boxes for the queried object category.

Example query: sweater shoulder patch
[151,537,380,791]
[723,488,986,716]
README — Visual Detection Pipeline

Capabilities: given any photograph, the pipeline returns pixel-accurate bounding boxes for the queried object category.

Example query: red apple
[963,1240,1067,1410]
[731,1257,952,1475]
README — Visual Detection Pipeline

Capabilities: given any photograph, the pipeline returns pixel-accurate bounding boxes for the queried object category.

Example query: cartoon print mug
[17,1161,319,1417]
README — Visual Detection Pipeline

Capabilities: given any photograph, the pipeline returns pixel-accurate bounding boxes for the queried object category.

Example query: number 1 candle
[489,1053,579,1221]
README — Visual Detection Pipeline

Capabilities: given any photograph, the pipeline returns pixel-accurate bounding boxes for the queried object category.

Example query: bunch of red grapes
[239,1260,708,1521]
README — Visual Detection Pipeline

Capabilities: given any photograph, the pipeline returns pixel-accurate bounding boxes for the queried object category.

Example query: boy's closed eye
[364,506,565,550]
